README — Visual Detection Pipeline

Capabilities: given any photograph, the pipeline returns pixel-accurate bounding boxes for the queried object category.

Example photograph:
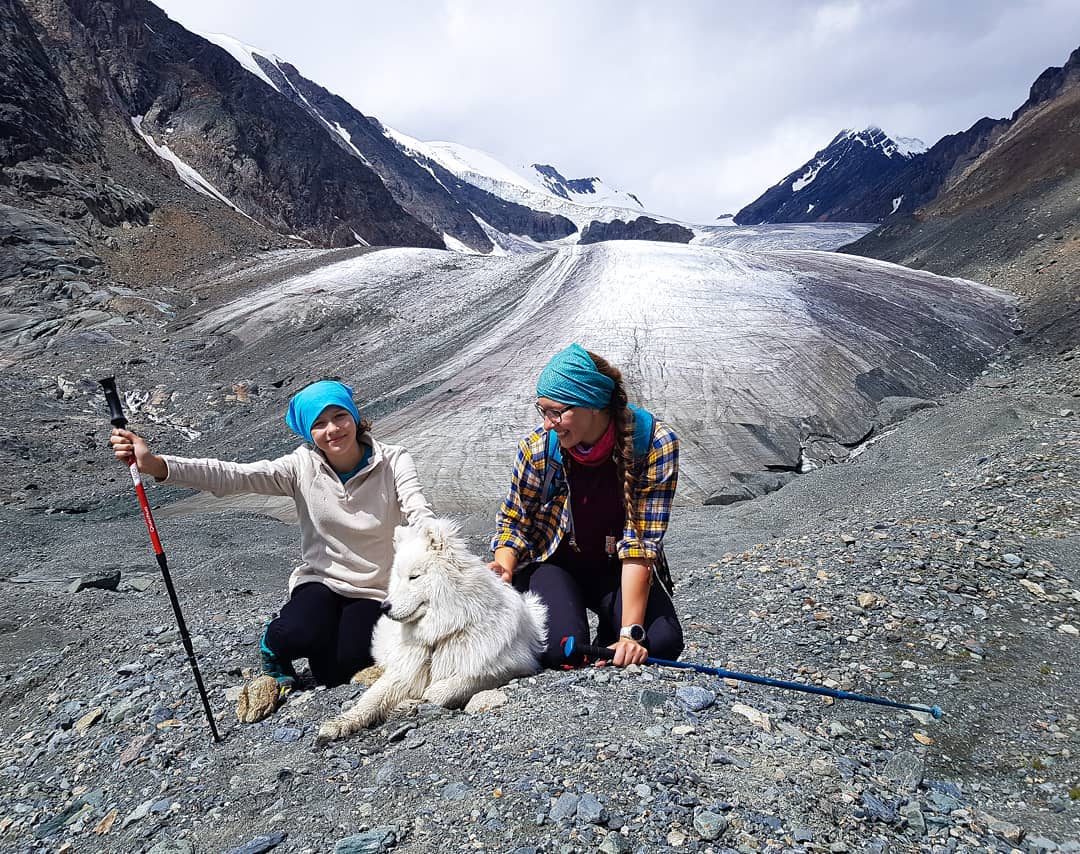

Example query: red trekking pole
[100,377,222,742]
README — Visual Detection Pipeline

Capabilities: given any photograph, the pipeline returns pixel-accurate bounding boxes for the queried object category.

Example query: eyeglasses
[535,403,574,423]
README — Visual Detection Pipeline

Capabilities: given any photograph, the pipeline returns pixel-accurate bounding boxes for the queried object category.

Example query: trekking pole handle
[99,377,128,428]
[562,637,616,665]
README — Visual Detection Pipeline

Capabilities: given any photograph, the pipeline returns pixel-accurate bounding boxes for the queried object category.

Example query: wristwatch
[619,624,646,643]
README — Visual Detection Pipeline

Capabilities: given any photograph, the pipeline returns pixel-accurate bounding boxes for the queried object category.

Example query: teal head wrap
[535,343,614,409]
[285,380,361,443]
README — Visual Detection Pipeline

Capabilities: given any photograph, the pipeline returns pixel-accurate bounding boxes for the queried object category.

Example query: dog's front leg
[422,676,482,710]
[317,655,429,744]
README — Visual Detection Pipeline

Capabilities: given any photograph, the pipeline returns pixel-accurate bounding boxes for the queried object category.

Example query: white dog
[317,518,547,743]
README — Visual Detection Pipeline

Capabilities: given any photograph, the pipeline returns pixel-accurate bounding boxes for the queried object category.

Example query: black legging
[263,581,382,687]
[515,560,684,668]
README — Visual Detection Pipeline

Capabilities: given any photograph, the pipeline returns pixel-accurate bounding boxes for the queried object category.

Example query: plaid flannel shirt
[491,421,679,564]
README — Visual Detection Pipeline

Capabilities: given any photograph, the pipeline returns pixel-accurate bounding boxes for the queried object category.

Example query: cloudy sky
[155,0,1080,222]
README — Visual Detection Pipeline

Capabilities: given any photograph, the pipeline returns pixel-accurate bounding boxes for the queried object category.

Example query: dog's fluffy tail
[522,592,549,663]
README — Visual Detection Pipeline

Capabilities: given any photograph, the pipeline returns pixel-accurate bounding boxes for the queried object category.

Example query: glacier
[188,237,1016,511]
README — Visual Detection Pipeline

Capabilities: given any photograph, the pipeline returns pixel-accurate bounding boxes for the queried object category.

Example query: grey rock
[33,799,88,838]
[67,569,121,593]
[693,809,728,840]
[333,827,398,853]
[599,832,632,854]
[883,751,924,790]
[441,782,471,801]
[549,792,580,821]
[638,689,668,710]
[576,792,604,823]
[223,831,288,854]
[900,802,926,836]
[147,841,195,854]
[859,792,898,823]
[676,686,716,711]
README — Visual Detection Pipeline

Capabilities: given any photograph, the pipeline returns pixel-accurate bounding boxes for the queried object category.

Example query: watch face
[625,624,646,642]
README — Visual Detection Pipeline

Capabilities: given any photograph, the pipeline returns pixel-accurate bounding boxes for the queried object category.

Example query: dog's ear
[423,517,460,554]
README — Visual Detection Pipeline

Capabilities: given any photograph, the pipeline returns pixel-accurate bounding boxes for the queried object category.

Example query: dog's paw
[350,665,384,686]
[236,675,286,723]
[316,717,356,746]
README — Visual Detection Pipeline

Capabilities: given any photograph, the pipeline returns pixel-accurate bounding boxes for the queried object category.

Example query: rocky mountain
[196,33,501,254]
[846,45,1080,349]
[381,130,662,250]
[2,0,445,291]
[734,127,927,225]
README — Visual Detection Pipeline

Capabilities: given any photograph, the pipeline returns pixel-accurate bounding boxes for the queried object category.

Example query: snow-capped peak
[381,124,650,227]
[528,164,644,209]
[838,126,927,159]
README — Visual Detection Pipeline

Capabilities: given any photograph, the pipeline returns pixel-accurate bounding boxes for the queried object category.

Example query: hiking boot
[260,628,297,689]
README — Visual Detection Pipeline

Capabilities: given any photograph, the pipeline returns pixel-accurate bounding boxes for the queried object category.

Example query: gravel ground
[0,339,1076,853]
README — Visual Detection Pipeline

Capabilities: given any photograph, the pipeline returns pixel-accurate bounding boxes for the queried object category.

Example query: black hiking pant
[514,559,684,668]
[263,581,382,687]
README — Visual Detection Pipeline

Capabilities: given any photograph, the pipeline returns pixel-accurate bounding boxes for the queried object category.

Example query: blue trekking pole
[562,637,943,719]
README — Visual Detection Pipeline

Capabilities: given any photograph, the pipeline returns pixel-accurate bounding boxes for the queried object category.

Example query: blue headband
[535,343,614,409]
[285,381,361,443]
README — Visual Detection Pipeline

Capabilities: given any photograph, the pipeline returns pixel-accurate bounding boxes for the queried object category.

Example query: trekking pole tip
[930,705,943,719]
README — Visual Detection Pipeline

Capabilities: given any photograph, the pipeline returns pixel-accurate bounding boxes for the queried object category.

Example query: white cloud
[156,0,1080,222]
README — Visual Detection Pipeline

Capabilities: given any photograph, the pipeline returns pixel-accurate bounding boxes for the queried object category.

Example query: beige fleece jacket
[160,438,433,599]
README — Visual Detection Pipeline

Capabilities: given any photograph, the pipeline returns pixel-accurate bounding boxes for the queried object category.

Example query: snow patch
[793,160,829,192]
[329,121,371,165]
[891,196,903,215]
[131,116,252,220]
[198,32,280,92]
[442,232,480,254]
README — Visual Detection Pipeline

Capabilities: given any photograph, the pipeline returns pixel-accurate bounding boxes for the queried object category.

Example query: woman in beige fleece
[109,380,434,705]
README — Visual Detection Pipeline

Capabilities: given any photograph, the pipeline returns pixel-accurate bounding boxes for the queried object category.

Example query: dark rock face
[1022,46,1080,113]
[734,128,921,225]
[0,0,89,165]
[704,470,796,506]
[3,161,151,227]
[578,217,693,244]
[22,0,441,249]
[260,60,493,252]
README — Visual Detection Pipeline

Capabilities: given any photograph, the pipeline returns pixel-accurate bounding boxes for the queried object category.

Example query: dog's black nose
[379,600,392,614]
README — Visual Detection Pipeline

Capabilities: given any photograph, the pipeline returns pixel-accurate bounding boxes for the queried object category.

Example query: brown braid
[585,350,639,538]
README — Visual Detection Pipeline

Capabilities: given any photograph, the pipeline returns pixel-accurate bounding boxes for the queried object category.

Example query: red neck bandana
[567,419,616,466]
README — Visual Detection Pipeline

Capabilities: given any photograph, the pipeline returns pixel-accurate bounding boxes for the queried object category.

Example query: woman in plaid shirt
[490,344,684,668]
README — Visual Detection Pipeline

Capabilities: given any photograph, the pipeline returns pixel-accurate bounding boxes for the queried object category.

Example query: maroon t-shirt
[561,456,625,563]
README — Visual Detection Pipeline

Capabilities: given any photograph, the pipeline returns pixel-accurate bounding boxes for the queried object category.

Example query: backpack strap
[628,404,655,461]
